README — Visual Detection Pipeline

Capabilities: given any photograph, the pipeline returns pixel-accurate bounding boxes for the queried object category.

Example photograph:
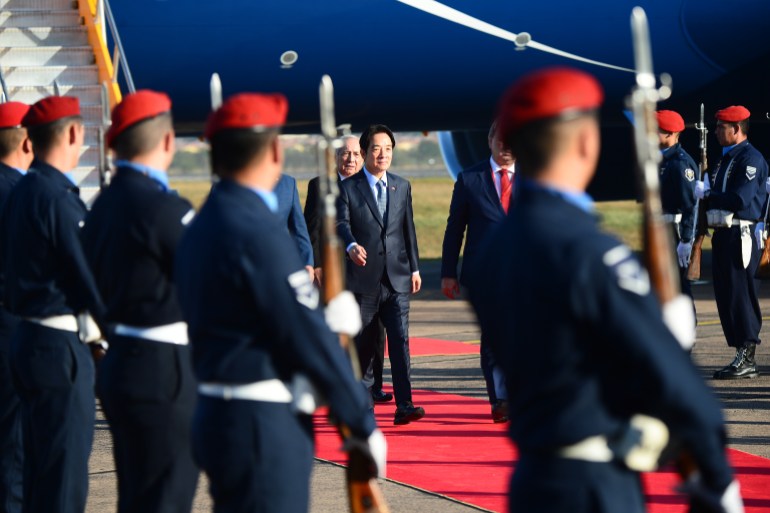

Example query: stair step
[1,65,99,87]
[0,0,76,9]
[0,10,81,28]
[0,47,95,66]
[6,84,103,104]
[77,145,100,166]
[0,27,87,47]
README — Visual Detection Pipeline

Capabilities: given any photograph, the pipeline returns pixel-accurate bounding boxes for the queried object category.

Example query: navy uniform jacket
[660,144,698,241]
[175,179,374,439]
[469,183,733,492]
[441,160,506,286]
[337,171,419,294]
[274,174,313,267]
[0,160,104,320]
[708,140,769,220]
[82,166,194,326]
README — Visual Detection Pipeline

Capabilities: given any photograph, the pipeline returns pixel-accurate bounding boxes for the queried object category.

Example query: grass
[170,176,687,258]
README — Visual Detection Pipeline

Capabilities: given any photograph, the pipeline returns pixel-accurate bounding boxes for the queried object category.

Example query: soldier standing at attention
[81,90,199,513]
[175,93,384,513]
[656,110,698,303]
[695,106,768,379]
[1,96,105,513]
[0,101,32,513]
[469,67,742,513]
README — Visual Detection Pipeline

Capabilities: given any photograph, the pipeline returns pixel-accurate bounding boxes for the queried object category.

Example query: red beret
[715,105,750,123]
[107,90,172,147]
[0,102,30,129]
[22,96,80,127]
[497,67,604,137]
[205,93,288,140]
[656,110,685,133]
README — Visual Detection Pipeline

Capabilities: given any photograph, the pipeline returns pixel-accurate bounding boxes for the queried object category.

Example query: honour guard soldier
[175,93,384,513]
[0,96,105,513]
[0,101,32,513]
[656,110,698,301]
[81,90,199,513]
[470,68,742,513]
[695,106,768,379]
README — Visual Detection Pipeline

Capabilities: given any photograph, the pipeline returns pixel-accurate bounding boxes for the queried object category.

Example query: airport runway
[85,259,770,512]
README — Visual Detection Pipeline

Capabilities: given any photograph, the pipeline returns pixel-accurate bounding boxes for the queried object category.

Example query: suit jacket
[441,160,507,286]
[337,170,419,294]
[303,176,330,267]
[274,174,313,267]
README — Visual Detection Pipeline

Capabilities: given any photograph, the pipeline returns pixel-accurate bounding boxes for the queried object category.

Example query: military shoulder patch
[746,166,757,180]
[602,245,650,296]
[288,269,319,310]
[684,168,695,182]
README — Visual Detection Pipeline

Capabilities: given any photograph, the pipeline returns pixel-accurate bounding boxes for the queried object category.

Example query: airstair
[0,0,132,204]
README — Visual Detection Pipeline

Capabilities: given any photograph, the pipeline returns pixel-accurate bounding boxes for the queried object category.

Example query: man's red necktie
[499,169,512,214]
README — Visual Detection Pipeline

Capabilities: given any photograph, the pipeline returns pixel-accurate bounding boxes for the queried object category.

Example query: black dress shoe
[371,389,393,403]
[394,402,425,425]
[491,399,509,423]
[713,345,760,380]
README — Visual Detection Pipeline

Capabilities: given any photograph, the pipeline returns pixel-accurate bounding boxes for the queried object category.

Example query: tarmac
[85,255,770,513]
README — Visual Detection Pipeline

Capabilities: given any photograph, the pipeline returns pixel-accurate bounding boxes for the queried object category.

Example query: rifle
[318,75,391,513]
[627,3,700,481]
[687,103,709,281]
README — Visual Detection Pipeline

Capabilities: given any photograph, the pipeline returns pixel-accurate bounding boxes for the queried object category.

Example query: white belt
[24,314,78,332]
[114,321,189,345]
[558,435,613,462]
[661,213,682,224]
[199,379,294,403]
[198,374,323,414]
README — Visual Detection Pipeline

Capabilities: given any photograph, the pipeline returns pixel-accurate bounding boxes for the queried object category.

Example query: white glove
[676,241,692,268]
[766,177,770,194]
[695,172,711,200]
[367,429,387,478]
[324,290,362,336]
[662,295,696,351]
[343,428,387,478]
[680,476,744,513]
[755,222,767,250]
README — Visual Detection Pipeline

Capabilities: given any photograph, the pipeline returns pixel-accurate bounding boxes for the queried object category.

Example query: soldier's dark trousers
[510,455,644,513]
[97,335,198,513]
[10,322,94,513]
[712,226,762,348]
[0,309,21,513]
[192,397,314,513]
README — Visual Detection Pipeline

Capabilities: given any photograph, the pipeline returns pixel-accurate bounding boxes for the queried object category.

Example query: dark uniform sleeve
[573,240,733,493]
[441,173,469,279]
[673,155,698,242]
[154,196,195,278]
[243,238,375,439]
[54,195,106,322]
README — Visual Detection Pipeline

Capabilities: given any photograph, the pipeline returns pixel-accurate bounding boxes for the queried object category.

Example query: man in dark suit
[274,174,314,277]
[441,122,514,423]
[0,101,33,513]
[337,124,424,425]
[304,136,392,403]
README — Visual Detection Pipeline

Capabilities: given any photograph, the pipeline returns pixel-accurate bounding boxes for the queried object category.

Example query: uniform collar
[30,158,79,191]
[722,139,749,156]
[519,177,595,214]
[114,160,169,191]
[661,143,680,160]
[0,161,26,176]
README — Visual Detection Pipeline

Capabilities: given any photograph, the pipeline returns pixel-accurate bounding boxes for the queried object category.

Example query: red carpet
[314,388,770,512]
[386,337,479,357]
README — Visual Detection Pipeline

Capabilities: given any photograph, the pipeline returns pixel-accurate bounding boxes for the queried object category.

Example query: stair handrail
[102,0,136,95]
[0,67,9,103]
